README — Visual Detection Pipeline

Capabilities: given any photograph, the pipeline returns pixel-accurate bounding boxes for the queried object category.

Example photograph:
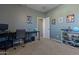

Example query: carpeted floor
[1,38,79,55]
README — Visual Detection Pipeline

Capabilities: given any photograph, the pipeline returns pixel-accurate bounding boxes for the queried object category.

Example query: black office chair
[13,29,26,49]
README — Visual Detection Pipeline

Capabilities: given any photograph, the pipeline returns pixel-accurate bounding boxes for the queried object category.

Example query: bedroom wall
[46,4,79,40]
[1,4,79,41]
[0,4,45,32]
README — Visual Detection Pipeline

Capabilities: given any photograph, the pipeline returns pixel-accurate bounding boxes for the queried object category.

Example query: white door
[37,17,43,37]
[43,17,50,39]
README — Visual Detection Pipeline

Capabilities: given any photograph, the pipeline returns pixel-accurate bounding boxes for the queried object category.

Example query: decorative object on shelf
[26,16,32,24]
[72,27,79,32]
[66,14,75,23]
[51,19,56,24]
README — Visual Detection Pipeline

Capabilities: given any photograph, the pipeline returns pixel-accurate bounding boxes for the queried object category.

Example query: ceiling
[22,4,59,13]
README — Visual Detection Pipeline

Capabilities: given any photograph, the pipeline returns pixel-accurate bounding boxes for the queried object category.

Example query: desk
[0,31,16,54]
[0,31,9,54]
[0,31,40,47]
[0,31,40,54]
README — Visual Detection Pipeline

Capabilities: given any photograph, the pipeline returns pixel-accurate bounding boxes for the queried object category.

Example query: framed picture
[26,16,32,24]
[66,14,75,23]
[51,19,56,24]
[58,17,64,23]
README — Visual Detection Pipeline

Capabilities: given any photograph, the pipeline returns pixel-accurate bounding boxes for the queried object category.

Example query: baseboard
[42,37,62,43]
[50,38,62,43]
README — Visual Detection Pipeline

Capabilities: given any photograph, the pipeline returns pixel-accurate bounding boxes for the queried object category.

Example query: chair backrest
[16,29,26,39]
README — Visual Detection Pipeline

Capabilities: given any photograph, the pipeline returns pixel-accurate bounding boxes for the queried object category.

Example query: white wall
[0,5,45,32]
[47,4,79,18]
[46,4,79,39]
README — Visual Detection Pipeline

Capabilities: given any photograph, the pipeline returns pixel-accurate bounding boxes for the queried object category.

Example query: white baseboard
[50,38,62,43]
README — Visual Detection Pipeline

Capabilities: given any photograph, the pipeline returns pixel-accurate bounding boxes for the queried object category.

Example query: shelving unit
[61,29,79,46]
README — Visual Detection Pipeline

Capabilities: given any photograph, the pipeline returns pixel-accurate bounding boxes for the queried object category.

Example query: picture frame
[66,14,75,23]
[26,16,32,24]
[51,19,56,24]
[58,17,64,23]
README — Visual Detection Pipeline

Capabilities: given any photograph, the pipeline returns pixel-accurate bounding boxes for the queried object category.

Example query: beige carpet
[1,38,79,55]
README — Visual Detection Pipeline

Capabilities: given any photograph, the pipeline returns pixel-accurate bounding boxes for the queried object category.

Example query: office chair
[13,29,26,49]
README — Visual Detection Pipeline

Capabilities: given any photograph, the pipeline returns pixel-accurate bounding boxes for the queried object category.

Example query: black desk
[0,31,10,54]
[0,31,16,54]
[0,31,40,54]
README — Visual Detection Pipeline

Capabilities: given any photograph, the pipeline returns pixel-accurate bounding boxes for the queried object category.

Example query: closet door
[43,17,50,39]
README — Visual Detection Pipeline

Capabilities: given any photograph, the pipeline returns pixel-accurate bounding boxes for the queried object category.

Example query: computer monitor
[0,24,8,31]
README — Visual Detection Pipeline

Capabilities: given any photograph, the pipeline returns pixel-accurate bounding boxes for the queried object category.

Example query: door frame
[43,17,50,39]
[37,16,43,37]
